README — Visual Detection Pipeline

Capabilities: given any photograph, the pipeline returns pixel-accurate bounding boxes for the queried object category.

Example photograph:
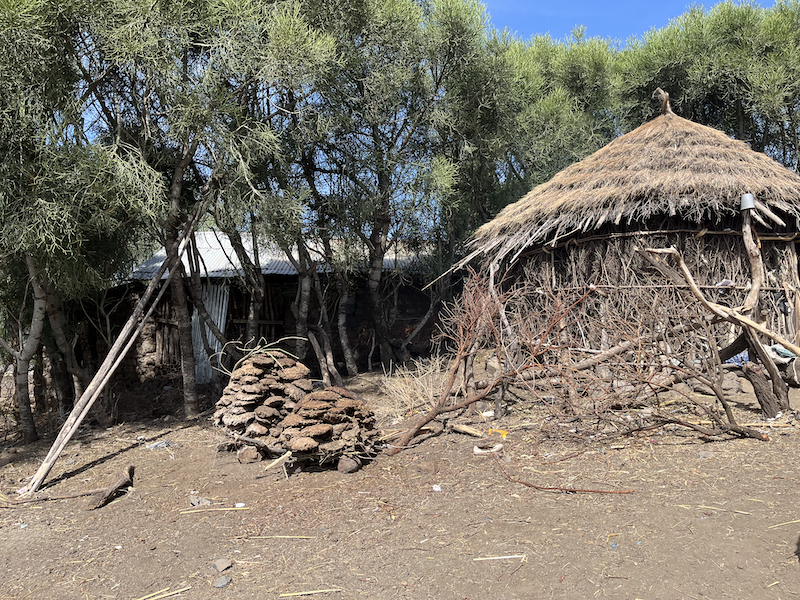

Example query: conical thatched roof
[465,110,800,266]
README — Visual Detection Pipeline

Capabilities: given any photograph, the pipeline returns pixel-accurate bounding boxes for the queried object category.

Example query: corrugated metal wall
[191,283,229,384]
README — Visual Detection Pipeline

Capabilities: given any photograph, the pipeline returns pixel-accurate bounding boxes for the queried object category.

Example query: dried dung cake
[213,350,378,470]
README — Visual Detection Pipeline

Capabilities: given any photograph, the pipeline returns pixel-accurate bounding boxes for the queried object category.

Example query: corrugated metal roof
[130,231,419,281]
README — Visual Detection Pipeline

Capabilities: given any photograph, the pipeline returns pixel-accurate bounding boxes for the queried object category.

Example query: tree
[0,0,166,440]
[79,0,334,414]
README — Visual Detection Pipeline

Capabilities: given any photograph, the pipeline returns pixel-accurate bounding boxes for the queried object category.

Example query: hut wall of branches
[514,224,800,354]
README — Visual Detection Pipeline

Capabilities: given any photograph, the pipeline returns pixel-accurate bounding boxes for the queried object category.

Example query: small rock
[722,372,741,394]
[245,422,269,437]
[697,450,715,459]
[294,378,314,392]
[189,495,211,507]
[279,364,311,381]
[283,384,307,401]
[212,558,233,572]
[237,446,261,463]
[288,436,319,452]
[299,423,333,438]
[213,575,232,588]
[337,455,361,473]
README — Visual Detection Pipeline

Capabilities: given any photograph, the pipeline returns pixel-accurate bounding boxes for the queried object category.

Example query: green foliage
[7,0,800,359]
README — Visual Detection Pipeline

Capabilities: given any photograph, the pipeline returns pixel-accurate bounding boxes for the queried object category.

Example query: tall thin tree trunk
[164,140,199,418]
[336,276,358,377]
[366,247,393,371]
[47,348,73,419]
[311,270,343,386]
[15,255,48,443]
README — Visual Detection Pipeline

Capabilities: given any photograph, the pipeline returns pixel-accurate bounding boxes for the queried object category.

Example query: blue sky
[480,1,776,45]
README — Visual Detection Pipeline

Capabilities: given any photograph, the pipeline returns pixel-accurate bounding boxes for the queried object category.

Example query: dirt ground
[2,376,800,600]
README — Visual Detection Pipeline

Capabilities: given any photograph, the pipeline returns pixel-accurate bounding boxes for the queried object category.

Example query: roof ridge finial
[652,87,673,115]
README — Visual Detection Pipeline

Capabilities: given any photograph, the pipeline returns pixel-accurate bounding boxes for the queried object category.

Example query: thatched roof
[465,110,800,266]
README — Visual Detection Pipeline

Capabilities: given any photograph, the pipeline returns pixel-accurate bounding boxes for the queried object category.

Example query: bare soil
[2,378,800,600]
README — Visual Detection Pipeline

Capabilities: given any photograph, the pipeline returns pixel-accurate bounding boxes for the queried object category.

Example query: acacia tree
[614,0,800,166]
[78,0,333,414]
[0,0,167,441]
[269,0,499,370]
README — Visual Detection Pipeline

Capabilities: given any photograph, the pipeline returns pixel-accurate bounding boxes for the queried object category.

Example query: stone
[222,412,255,428]
[331,423,350,435]
[298,399,332,410]
[238,375,260,386]
[284,384,306,401]
[305,390,341,402]
[327,386,356,399]
[335,398,366,411]
[235,364,264,378]
[288,436,319,452]
[337,456,361,473]
[320,439,347,453]
[213,576,232,588]
[299,423,333,438]
[722,372,741,394]
[341,427,359,441]
[240,384,267,395]
[251,354,278,368]
[237,446,261,463]
[279,413,311,428]
[276,356,297,368]
[298,408,327,419]
[254,405,281,421]
[212,558,233,572]
[690,379,715,396]
[264,395,285,407]
[279,364,311,381]
[294,378,314,392]
[322,410,350,424]
[279,427,302,441]
[245,422,268,437]
[216,396,232,407]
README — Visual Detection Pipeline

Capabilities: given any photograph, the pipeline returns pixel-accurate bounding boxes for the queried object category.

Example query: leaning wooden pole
[20,202,207,495]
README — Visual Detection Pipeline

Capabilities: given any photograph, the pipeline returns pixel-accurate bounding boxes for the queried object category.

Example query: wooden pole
[19,199,209,495]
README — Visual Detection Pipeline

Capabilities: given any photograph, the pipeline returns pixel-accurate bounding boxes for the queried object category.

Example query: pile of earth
[213,350,379,471]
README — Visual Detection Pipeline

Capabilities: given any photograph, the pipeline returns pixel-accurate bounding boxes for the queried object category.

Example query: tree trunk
[164,140,200,418]
[291,266,313,361]
[311,270,343,386]
[16,255,48,443]
[742,362,781,418]
[366,248,394,371]
[47,349,73,419]
[171,274,199,417]
[43,281,93,389]
[335,274,358,377]
[33,347,46,415]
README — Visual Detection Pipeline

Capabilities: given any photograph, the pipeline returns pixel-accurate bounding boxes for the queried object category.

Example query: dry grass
[378,356,455,423]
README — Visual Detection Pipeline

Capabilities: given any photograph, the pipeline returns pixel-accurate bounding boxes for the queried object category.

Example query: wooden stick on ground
[2,465,136,508]
[492,454,635,495]
[89,464,135,510]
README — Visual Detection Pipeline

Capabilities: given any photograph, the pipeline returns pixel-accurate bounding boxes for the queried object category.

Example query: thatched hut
[458,94,800,409]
